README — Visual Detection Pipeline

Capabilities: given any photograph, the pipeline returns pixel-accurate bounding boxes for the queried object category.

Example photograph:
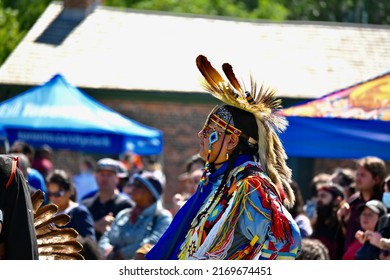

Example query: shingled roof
[1,1,390,98]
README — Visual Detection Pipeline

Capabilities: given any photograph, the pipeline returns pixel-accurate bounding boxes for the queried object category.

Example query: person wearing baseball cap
[358,200,387,217]
[343,199,387,259]
[96,158,119,174]
[82,157,133,241]
[356,177,390,259]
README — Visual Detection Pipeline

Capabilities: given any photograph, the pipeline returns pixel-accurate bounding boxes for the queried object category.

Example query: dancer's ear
[227,133,239,150]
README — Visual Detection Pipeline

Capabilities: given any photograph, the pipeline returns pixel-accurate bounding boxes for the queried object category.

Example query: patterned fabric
[178,160,300,259]
[147,156,301,260]
[179,161,301,259]
[146,157,230,260]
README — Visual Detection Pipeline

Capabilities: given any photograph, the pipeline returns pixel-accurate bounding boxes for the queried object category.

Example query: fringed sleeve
[236,172,301,259]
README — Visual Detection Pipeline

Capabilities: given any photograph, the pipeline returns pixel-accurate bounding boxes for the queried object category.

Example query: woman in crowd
[46,169,96,240]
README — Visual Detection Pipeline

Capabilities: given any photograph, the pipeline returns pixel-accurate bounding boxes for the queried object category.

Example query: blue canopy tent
[281,72,390,160]
[0,74,163,155]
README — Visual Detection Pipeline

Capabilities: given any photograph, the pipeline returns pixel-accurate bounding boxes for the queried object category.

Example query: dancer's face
[198,122,230,164]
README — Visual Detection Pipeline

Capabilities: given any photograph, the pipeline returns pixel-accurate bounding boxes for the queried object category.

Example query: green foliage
[0,3,24,64]
[2,0,52,30]
[105,0,390,23]
[364,0,390,24]
[0,0,52,65]
[279,0,390,24]
[103,0,129,8]
[248,0,288,20]
[105,0,288,20]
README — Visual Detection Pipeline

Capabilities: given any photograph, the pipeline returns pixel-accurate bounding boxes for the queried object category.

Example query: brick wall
[101,99,213,207]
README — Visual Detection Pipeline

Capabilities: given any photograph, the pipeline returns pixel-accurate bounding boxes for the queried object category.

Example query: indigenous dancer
[147,55,301,260]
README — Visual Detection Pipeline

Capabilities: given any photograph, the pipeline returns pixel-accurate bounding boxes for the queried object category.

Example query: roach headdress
[196,55,294,208]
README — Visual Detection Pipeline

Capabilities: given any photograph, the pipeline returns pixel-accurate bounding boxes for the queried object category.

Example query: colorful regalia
[147,55,301,260]
[147,155,301,259]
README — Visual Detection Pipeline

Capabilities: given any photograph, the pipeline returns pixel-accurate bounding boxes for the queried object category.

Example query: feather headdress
[196,55,294,208]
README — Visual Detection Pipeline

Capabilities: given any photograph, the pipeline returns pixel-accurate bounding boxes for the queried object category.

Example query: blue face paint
[209,131,219,144]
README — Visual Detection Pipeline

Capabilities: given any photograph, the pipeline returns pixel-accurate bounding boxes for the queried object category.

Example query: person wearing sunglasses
[46,169,96,240]
[146,55,301,260]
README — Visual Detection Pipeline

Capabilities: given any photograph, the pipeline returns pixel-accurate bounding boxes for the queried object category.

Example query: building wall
[100,98,214,207]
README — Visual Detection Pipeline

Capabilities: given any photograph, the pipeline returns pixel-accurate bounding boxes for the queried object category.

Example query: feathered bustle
[32,190,84,260]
